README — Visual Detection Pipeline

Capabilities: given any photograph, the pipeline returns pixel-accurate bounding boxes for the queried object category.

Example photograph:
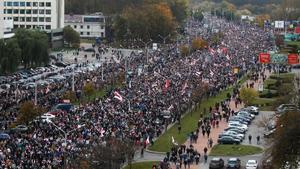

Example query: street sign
[288,54,299,64]
[259,53,270,64]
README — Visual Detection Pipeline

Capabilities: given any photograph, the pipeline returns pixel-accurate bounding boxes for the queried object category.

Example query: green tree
[180,45,190,57]
[240,87,258,106]
[63,26,80,48]
[83,82,95,98]
[0,39,21,74]
[15,101,44,125]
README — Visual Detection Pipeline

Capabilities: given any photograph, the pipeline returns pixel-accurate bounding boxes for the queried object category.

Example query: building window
[39,10,44,14]
[26,17,32,22]
[20,17,25,22]
[101,26,104,29]
[33,17,38,22]
[26,10,32,14]
[87,32,90,35]
[101,32,104,37]
[14,25,18,29]
[33,2,38,7]
[20,2,25,6]
[33,10,38,14]
[80,32,83,35]
[13,2,19,6]
[13,17,19,22]
[13,9,19,14]
[39,17,44,22]
[46,2,51,7]
[80,25,83,29]
[26,25,31,29]
[20,25,25,28]
[87,25,90,29]
[20,10,25,14]
[26,2,31,7]
[74,25,77,29]
[46,17,51,22]
[46,25,51,29]
[46,10,51,14]
[39,2,44,7]
[7,9,12,14]
[6,2,12,6]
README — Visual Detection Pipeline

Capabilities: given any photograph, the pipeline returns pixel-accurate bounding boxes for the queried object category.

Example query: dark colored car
[209,158,225,169]
[0,133,10,140]
[84,48,95,52]
[227,158,241,169]
[218,136,240,144]
[54,103,74,112]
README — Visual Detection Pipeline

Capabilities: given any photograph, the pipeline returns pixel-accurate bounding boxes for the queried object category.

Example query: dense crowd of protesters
[0,15,274,168]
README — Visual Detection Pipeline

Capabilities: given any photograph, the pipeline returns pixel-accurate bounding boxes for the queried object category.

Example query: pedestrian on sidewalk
[206,129,210,138]
[209,138,213,148]
[216,120,219,128]
[204,154,208,163]
[140,147,144,158]
[257,135,260,145]
[248,134,252,144]
[204,147,208,155]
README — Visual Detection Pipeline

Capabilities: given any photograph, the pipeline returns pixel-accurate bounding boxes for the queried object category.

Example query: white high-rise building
[0,1,4,38]
[3,0,64,31]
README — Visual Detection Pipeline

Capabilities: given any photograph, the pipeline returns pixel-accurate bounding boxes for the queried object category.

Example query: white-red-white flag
[114,91,123,102]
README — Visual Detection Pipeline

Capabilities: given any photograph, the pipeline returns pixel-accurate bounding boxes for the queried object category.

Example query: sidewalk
[171,69,271,169]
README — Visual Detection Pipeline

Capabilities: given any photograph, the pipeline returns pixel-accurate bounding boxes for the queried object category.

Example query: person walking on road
[256,135,260,144]
[204,147,208,155]
[204,154,208,163]
[248,134,252,144]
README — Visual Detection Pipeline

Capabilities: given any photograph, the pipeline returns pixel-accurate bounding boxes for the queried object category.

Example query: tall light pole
[46,119,85,169]
[72,67,75,92]
[34,81,37,105]
[139,39,152,64]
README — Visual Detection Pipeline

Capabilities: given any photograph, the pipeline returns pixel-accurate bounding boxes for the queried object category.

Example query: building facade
[65,12,105,38]
[0,1,3,38]
[3,0,64,31]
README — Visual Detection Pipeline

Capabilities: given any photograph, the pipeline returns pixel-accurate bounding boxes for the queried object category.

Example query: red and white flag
[113,91,123,102]
[164,80,171,89]
[181,81,188,95]
[195,72,201,76]
[226,55,230,60]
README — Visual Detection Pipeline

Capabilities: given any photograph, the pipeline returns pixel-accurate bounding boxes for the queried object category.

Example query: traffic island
[209,144,263,156]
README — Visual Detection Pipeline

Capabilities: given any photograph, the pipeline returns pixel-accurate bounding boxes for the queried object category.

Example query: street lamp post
[34,81,38,105]
[139,39,152,64]
[46,120,85,169]
[72,67,75,92]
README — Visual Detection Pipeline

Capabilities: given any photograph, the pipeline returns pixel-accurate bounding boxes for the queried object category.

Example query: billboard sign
[259,53,271,64]
[288,54,299,64]
[270,53,287,64]
[275,21,284,28]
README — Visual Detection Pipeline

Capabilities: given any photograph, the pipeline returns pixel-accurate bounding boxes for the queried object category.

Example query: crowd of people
[0,15,274,168]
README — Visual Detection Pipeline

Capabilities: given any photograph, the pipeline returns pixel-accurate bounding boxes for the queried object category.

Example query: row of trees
[0,29,49,74]
[113,0,188,44]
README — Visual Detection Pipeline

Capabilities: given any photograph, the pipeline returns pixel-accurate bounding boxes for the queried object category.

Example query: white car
[228,122,248,131]
[41,113,55,120]
[223,131,245,139]
[246,160,258,169]
[238,111,255,119]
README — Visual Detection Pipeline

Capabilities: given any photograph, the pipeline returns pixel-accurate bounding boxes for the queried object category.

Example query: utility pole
[139,39,152,64]
[72,67,75,92]
[34,81,37,105]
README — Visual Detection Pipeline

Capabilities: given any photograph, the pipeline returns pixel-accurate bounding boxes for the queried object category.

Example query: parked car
[0,133,11,140]
[218,136,240,144]
[54,103,74,112]
[40,113,56,121]
[276,104,299,114]
[84,48,95,52]
[264,129,276,138]
[229,118,249,125]
[219,133,243,141]
[246,160,258,169]
[242,106,259,115]
[13,125,28,132]
[237,111,255,119]
[228,122,248,131]
[209,158,225,169]
[262,159,273,169]
[223,131,245,139]
[224,127,246,134]
[226,158,241,169]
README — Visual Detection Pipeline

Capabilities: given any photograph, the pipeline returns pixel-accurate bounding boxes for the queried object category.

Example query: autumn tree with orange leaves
[114,2,177,44]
